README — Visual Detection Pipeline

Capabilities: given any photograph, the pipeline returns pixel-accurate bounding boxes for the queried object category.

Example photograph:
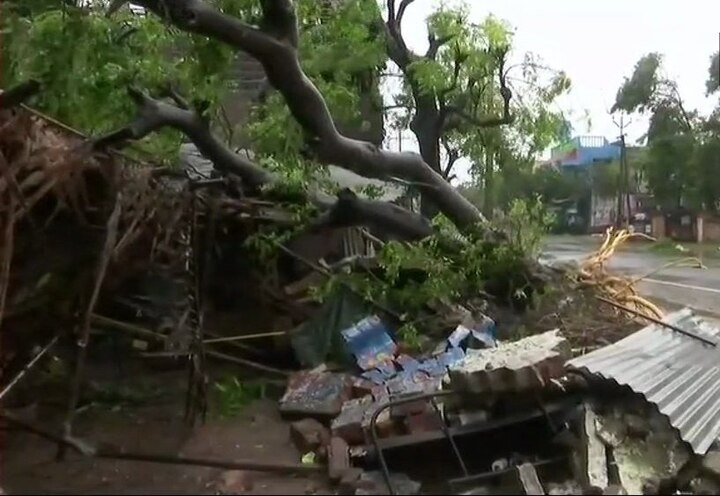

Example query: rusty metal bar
[596,296,717,347]
[368,390,457,495]
[448,455,566,488]
[0,409,323,475]
[429,397,468,478]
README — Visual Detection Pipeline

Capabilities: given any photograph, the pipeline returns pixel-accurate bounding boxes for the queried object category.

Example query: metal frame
[368,390,579,494]
[368,390,463,495]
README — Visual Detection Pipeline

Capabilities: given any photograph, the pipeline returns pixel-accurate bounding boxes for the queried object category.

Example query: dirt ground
[1,361,331,495]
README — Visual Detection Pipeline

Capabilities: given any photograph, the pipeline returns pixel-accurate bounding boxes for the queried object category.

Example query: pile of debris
[2,104,718,496]
[279,309,720,495]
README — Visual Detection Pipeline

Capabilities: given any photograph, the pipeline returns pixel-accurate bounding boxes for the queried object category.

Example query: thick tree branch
[425,34,455,60]
[441,138,460,179]
[94,87,274,189]
[438,49,465,100]
[118,0,485,228]
[93,88,435,240]
[0,80,41,110]
[308,188,432,241]
[384,0,412,69]
[396,0,416,30]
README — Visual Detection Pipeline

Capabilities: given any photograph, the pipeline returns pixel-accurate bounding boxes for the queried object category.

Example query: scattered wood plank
[517,463,545,495]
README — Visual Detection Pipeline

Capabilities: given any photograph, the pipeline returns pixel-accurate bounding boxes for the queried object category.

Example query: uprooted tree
[90,0,481,235]
[1,0,578,341]
[6,0,572,238]
[79,0,577,317]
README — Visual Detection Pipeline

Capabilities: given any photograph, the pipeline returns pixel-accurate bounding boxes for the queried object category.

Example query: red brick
[337,467,364,495]
[328,437,350,483]
[332,396,372,445]
[289,418,331,454]
[216,470,255,493]
[405,410,444,434]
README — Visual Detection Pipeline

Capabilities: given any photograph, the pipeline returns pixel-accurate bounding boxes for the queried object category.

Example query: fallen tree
[104,0,485,232]
[94,86,435,242]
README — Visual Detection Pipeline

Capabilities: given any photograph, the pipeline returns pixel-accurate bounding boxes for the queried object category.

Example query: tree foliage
[384,1,570,215]
[707,51,719,95]
[1,0,575,344]
[614,52,720,211]
[4,2,237,160]
[4,0,385,168]
[612,53,662,114]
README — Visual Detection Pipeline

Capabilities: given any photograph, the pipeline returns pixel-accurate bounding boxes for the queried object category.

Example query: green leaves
[612,53,662,114]
[4,6,236,161]
[407,59,448,95]
[480,15,512,51]
[427,6,469,42]
[707,52,719,96]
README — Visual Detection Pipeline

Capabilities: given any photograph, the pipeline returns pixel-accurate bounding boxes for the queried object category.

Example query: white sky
[387,0,720,182]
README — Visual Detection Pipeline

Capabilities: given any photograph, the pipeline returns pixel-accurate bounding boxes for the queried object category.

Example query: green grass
[213,376,267,418]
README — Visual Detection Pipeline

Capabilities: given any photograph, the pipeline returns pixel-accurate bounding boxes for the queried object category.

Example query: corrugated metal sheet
[568,309,720,454]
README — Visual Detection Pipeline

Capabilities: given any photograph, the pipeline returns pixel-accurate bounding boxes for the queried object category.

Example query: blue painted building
[539,135,627,233]
[548,135,622,168]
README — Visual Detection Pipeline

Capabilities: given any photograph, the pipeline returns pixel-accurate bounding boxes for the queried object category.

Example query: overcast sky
[389,0,720,181]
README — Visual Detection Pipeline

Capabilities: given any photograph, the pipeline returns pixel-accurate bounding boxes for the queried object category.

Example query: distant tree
[707,51,719,95]
[384,1,570,215]
[613,53,698,209]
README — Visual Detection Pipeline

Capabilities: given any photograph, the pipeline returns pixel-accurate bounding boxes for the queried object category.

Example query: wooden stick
[0,193,15,328]
[59,197,122,459]
[204,349,290,376]
[91,313,166,342]
[0,410,322,474]
[95,450,324,475]
[0,334,61,402]
[273,240,402,320]
[203,331,286,344]
[595,296,717,347]
[91,313,266,356]
[140,349,290,377]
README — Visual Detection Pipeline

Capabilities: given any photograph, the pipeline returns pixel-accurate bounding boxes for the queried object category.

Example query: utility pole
[611,114,632,228]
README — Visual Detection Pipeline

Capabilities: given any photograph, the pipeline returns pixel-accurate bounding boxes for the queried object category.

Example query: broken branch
[120,0,484,229]
[0,80,41,110]
[0,334,61,402]
[94,87,274,190]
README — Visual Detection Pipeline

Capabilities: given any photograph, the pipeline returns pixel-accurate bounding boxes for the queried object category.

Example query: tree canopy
[3,0,576,236]
[613,51,720,211]
[383,1,570,215]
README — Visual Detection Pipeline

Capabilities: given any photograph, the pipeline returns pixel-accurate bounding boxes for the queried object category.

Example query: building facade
[547,136,622,168]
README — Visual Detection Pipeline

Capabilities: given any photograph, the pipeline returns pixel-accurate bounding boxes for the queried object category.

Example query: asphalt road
[542,235,720,318]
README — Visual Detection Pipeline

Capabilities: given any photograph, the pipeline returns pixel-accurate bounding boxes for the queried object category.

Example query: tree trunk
[95,87,435,242]
[110,0,485,233]
[483,148,495,217]
[411,101,443,219]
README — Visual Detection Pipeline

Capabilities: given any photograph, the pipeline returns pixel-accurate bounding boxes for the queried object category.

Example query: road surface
[543,235,720,318]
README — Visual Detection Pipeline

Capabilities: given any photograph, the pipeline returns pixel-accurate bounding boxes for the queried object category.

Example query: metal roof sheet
[567,308,720,454]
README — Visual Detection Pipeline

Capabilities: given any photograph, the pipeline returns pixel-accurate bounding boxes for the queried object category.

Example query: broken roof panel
[567,308,720,454]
